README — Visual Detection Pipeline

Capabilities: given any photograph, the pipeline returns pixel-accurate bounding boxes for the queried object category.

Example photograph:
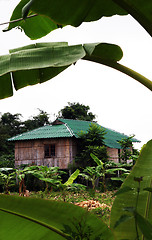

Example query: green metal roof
[8,118,140,149]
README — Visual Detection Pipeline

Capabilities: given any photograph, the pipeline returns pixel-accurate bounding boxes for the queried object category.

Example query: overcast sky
[0,0,152,150]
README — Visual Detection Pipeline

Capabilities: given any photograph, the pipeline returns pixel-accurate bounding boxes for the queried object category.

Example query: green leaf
[64,169,80,186]
[39,177,61,185]
[0,195,114,240]
[144,187,152,193]
[22,0,34,19]
[0,42,85,99]
[110,139,152,240]
[7,0,127,39]
[0,41,151,100]
[83,45,152,91]
[0,168,14,172]
[90,153,104,167]
[9,0,152,38]
[114,215,134,229]
[4,0,58,40]
[113,186,134,196]
[84,43,123,62]
[135,211,152,239]
[106,168,129,173]
[123,207,136,213]
[111,177,125,182]
[0,42,120,99]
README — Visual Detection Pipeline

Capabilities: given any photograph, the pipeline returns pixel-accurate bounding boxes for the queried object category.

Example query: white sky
[0,0,152,150]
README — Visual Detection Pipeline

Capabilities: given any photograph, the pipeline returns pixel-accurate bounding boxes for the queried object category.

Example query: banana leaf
[0,42,120,99]
[6,0,127,40]
[0,41,151,100]
[6,0,152,39]
[110,140,152,240]
[90,153,104,168]
[64,169,80,186]
[0,194,114,239]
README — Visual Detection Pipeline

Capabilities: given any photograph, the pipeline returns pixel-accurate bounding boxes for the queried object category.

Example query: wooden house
[8,118,139,169]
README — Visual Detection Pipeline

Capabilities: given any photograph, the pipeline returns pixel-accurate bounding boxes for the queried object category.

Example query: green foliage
[0,41,132,99]
[0,110,50,166]
[7,0,127,39]
[58,169,80,201]
[79,154,105,191]
[64,169,80,186]
[58,102,96,121]
[80,165,103,190]
[66,183,86,193]
[23,109,50,131]
[75,123,108,168]
[118,135,139,163]
[0,154,15,168]
[0,112,23,156]
[0,194,115,240]
[27,166,65,192]
[110,139,152,240]
[0,168,16,194]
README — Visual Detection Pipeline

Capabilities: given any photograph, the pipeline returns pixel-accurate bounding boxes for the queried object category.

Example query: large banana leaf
[110,140,152,240]
[5,0,127,40]
[0,41,152,100]
[0,195,114,240]
[6,0,152,39]
[0,42,84,99]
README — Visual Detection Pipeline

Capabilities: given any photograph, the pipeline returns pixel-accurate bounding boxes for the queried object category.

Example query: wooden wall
[15,138,77,169]
[107,147,119,163]
[15,138,128,168]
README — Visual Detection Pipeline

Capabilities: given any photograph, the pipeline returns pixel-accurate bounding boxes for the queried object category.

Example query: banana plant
[0,168,16,194]
[58,169,80,201]
[14,166,39,195]
[28,166,65,193]
[80,154,129,191]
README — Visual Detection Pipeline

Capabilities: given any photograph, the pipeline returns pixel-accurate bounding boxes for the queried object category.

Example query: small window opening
[44,144,55,157]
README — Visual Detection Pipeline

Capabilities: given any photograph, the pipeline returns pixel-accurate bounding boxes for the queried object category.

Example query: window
[44,144,55,157]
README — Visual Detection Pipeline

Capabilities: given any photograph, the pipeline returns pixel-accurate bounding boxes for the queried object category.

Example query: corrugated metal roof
[8,118,140,149]
[8,124,73,141]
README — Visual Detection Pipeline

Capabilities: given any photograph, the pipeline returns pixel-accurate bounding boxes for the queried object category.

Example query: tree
[58,102,96,121]
[75,123,108,168]
[0,112,23,156]
[118,135,139,163]
[0,110,50,167]
[23,109,50,131]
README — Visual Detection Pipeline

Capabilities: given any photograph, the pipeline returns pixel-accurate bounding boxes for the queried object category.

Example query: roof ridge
[58,118,95,123]
[64,123,75,137]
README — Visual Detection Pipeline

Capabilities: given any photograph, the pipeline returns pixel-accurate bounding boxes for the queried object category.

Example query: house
[8,118,139,169]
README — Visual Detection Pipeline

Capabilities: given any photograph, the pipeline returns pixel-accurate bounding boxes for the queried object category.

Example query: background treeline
[0,109,50,167]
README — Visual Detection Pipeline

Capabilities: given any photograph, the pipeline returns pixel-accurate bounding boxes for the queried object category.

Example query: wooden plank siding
[14,138,122,168]
[15,138,77,169]
[107,147,119,163]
